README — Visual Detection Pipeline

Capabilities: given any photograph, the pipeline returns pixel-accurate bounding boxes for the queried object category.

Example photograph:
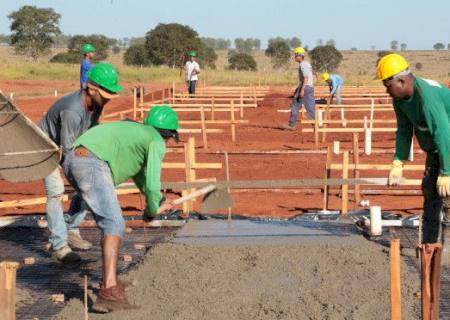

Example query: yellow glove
[437,175,450,197]
[388,160,403,186]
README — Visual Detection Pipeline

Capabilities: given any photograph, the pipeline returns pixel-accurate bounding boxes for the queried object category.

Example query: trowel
[169,184,233,213]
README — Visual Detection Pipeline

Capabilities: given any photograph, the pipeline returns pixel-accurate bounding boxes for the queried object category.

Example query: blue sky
[0,0,449,49]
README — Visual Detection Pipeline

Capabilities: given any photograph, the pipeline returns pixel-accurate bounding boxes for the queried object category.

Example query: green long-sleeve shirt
[74,121,166,215]
[393,77,450,175]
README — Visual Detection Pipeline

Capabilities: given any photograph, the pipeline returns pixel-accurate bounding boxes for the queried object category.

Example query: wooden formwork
[0,261,19,320]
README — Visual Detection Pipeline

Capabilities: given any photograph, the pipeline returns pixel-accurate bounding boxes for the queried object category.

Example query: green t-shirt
[393,77,450,175]
[74,121,166,215]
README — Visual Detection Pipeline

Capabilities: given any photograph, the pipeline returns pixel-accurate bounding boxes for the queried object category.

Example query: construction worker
[39,63,122,263]
[322,72,344,105]
[185,50,200,95]
[379,54,450,263]
[63,106,179,312]
[80,43,96,89]
[283,47,315,130]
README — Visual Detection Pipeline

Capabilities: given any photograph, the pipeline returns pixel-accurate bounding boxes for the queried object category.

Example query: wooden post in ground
[321,100,331,143]
[200,106,208,149]
[323,146,332,211]
[0,261,20,320]
[231,100,236,143]
[341,150,349,214]
[211,97,215,120]
[240,92,244,118]
[172,81,176,104]
[390,239,402,320]
[183,137,196,214]
[139,86,144,119]
[352,133,361,206]
[225,152,232,222]
[314,105,320,149]
[133,87,137,120]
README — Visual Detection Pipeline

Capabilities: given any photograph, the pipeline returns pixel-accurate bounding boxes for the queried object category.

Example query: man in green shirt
[63,106,179,312]
[378,54,450,263]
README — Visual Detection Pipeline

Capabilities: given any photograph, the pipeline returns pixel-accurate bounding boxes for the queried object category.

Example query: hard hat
[189,50,197,57]
[293,47,305,55]
[87,63,122,98]
[377,54,409,80]
[82,43,96,54]
[322,72,330,81]
[144,105,179,130]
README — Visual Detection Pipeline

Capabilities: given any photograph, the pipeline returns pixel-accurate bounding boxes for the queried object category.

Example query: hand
[388,160,403,186]
[437,175,450,197]
[157,201,173,214]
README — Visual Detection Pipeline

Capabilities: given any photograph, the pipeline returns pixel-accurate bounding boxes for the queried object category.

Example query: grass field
[0,45,449,87]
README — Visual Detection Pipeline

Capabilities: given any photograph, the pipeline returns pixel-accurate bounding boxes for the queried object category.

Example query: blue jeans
[332,86,342,105]
[64,150,125,238]
[288,85,315,126]
[44,168,88,250]
[188,80,197,94]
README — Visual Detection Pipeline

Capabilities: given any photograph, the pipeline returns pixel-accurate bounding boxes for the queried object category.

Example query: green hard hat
[87,63,123,94]
[189,50,197,57]
[144,105,179,130]
[82,43,96,54]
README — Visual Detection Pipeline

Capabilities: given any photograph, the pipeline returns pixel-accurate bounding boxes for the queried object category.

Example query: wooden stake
[314,105,320,149]
[200,105,208,149]
[352,133,361,206]
[341,150,349,214]
[139,86,144,119]
[211,97,215,120]
[184,137,196,213]
[390,239,402,320]
[84,275,88,320]
[0,261,19,320]
[321,98,331,143]
[323,146,332,211]
[231,100,236,143]
[133,87,137,120]
[240,92,244,119]
[225,152,232,222]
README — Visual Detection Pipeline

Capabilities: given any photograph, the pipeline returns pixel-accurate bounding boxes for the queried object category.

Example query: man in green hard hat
[80,43,96,89]
[39,63,122,263]
[63,105,179,312]
[185,50,200,95]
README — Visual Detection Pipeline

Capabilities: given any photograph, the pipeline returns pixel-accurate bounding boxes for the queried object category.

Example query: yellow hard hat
[322,72,330,81]
[293,47,305,55]
[377,54,409,80]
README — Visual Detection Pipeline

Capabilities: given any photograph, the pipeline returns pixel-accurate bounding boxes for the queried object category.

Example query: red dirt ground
[0,80,424,219]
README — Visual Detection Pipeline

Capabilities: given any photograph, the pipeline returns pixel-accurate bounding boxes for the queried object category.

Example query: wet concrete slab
[174,219,364,246]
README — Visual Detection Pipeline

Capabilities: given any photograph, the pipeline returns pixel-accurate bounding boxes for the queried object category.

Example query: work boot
[51,245,81,264]
[68,229,92,251]
[93,285,139,313]
[281,124,296,131]
[99,279,133,292]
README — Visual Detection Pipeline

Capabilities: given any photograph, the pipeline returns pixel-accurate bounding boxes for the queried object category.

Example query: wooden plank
[302,127,396,133]
[0,261,19,320]
[390,239,402,320]
[133,87,137,120]
[200,106,208,149]
[341,151,349,214]
[185,137,196,213]
[329,163,424,171]
[178,128,223,134]
[323,146,332,211]
[178,120,249,124]
[139,86,144,119]
[353,133,361,205]
[231,100,236,143]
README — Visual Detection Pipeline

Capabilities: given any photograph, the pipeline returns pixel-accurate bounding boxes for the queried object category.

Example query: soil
[52,240,420,320]
[0,80,424,219]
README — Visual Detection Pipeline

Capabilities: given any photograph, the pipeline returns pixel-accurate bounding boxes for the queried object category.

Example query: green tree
[433,42,445,50]
[8,5,61,60]
[123,43,151,66]
[68,34,112,61]
[234,38,253,53]
[49,51,79,64]
[265,40,290,68]
[129,37,145,46]
[0,34,11,44]
[309,45,343,72]
[290,37,302,49]
[326,39,336,46]
[400,43,407,51]
[228,52,257,71]
[53,34,71,48]
[390,40,399,50]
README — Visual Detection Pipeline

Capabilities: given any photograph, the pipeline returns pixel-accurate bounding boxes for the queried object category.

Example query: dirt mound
[53,240,420,320]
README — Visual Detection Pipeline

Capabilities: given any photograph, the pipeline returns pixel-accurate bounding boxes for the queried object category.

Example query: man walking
[80,43,96,89]
[39,63,122,263]
[185,50,200,95]
[379,54,450,264]
[322,72,344,105]
[283,47,316,130]
[63,106,179,312]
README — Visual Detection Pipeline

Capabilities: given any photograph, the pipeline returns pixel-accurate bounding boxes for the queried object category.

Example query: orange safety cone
[419,243,442,320]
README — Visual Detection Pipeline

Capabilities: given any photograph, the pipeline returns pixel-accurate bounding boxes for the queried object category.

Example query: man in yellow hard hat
[379,53,450,263]
[282,47,316,130]
[322,72,344,105]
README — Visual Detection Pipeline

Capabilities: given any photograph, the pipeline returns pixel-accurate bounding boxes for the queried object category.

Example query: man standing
[185,50,200,95]
[80,43,96,89]
[379,54,450,263]
[322,72,344,105]
[63,106,179,312]
[39,63,122,263]
[283,47,316,130]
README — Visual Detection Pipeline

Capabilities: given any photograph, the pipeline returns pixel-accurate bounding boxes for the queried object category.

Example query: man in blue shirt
[80,43,96,89]
[322,73,344,105]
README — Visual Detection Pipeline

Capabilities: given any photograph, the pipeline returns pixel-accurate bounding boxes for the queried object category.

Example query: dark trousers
[188,80,197,95]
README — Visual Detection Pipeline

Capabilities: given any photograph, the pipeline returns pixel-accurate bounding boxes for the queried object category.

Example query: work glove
[437,175,450,197]
[388,160,403,186]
